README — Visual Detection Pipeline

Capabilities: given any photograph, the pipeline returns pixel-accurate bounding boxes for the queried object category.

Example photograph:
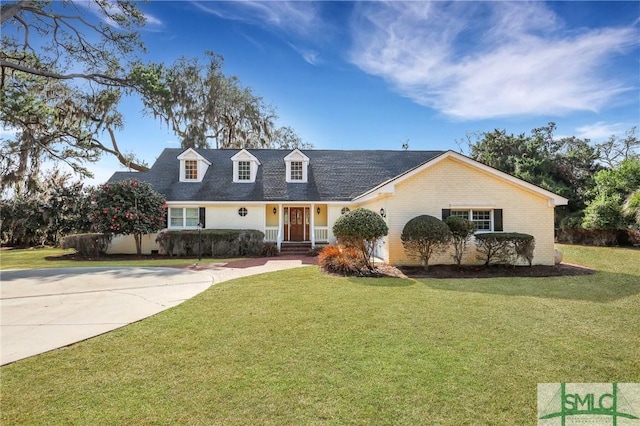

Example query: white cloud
[349,1,639,120]
[288,43,321,65]
[575,122,629,141]
[191,0,321,64]
[191,1,320,37]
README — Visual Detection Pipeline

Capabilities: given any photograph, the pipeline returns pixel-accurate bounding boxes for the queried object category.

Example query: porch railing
[314,226,329,242]
[265,226,278,242]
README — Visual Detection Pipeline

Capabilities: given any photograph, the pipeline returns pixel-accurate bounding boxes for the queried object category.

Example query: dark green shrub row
[555,227,640,246]
[61,233,113,258]
[475,232,535,266]
[155,229,265,257]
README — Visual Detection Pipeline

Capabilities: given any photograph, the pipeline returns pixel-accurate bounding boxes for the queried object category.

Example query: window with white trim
[290,161,303,181]
[238,161,251,181]
[169,207,199,228]
[451,209,493,231]
[284,149,309,183]
[231,149,260,183]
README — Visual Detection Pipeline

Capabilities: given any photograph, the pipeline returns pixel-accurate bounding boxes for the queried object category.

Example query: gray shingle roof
[107,149,445,202]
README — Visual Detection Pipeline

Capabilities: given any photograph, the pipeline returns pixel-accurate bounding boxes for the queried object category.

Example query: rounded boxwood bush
[445,215,476,266]
[401,215,451,270]
[332,208,388,269]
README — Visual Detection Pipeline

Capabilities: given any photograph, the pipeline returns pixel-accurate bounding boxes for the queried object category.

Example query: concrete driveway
[0,257,314,366]
[0,267,214,365]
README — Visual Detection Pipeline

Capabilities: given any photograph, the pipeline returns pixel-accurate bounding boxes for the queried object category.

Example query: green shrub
[156,229,264,257]
[475,232,535,266]
[445,215,476,266]
[61,233,112,258]
[332,208,388,270]
[401,215,451,271]
[260,242,279,257]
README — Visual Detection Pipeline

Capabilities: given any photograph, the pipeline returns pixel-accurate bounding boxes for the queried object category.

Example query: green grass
[1,245,639,424]
[0,247,235,270]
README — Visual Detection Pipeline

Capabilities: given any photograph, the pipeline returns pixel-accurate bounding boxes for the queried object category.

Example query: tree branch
[89,128,149,172]
[0,60,129,86]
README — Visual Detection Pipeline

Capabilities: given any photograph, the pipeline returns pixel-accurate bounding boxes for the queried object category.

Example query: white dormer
[284,149,309,183]
[177,148,211,182]
[231,149,261,183]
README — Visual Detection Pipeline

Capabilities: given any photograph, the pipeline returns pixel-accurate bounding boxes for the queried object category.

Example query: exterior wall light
[379,208,386,218]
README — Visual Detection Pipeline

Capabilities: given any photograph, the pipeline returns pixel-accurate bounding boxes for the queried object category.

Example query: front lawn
[1,245,639,424]
[0,247,235,270]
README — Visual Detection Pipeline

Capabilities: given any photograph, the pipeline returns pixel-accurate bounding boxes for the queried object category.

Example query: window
[341,207,350,215]
[238,207,248,217]
[472,210,491,231]
[170,208,183,228]
[184,160,198,180]
[238,161,251,181]
[169,207,199,228]
[450,209,493,231]
[290,161,303,181]
[284,149,309,183]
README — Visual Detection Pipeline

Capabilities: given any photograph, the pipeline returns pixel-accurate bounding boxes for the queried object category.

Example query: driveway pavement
[1,257,314,365]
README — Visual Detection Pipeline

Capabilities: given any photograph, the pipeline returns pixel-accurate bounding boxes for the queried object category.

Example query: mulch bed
[398,263,595,279]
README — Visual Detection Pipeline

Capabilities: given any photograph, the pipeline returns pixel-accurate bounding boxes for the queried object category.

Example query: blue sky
[77,1,640,183]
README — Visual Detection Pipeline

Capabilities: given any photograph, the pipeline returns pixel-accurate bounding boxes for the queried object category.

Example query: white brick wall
[385,157,556,266]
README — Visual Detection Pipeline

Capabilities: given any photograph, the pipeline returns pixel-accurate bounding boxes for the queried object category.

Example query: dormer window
[238,161,251,181]
[284,149,309,183]
[290,161,303,181]
[184,160,198,180]
[231,149,260,183]
[177,148,211,182]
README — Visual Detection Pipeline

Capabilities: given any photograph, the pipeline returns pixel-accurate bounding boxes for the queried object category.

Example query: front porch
[264,204,330,250]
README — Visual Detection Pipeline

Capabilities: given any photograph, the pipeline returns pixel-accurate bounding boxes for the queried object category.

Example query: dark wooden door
[289,207,304,241]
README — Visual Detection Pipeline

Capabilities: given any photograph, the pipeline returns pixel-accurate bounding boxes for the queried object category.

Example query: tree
[91,179,166,255]
[0,168,91,246]
[401,215,451,271]
[445,215,475,267]
[596,127,640,168]
[332,208,388,270]
[1,0,155,193]
[138,52,308,150]
[583,159,640,230]
[623,190,640,227]
[466,122,602,226]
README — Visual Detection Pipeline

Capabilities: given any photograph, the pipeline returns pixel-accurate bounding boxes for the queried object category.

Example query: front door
[289,207,305,241]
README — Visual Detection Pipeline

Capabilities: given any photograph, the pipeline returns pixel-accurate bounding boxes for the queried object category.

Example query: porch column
[277,203,283,251]
[310,203,316,248]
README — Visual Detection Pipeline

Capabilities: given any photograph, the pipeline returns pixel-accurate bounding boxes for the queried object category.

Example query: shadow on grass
[420,271,640,303]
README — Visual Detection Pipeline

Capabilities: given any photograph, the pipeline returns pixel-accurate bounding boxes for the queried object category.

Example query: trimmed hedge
[475,232,535,266]
[61,233,113,258]
[155,229,265,257]
[401,215,451,271]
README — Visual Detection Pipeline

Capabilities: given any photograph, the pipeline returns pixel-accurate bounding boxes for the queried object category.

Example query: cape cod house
[107,148,568,265]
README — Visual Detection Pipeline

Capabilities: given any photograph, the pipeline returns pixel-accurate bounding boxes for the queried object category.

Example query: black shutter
[442,209,451,220]
[494,209,503,232]
[199,207,206,228]
[164,209,168,229]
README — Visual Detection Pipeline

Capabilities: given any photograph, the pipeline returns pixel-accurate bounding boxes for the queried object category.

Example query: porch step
[280,242,312,255]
